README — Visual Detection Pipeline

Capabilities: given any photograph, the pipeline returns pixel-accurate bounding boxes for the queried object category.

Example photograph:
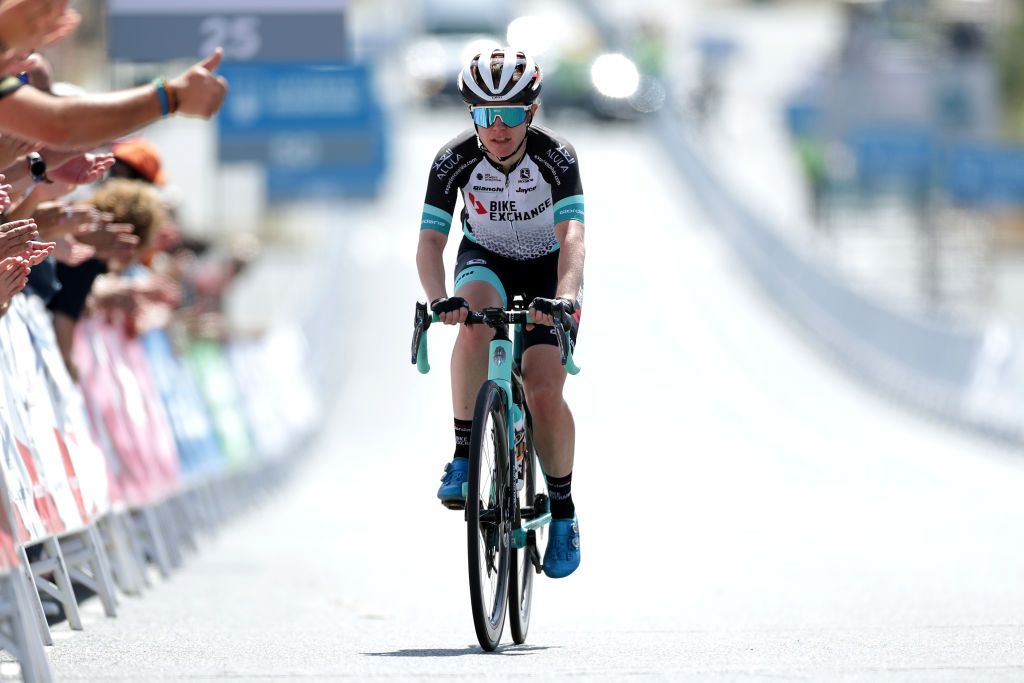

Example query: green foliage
[997,8,1024,139]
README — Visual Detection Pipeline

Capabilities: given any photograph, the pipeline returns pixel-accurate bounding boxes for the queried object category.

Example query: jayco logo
[434,148,463,180]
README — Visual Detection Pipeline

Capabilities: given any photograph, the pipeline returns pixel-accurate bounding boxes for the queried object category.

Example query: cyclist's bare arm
[554,218,585,301]
[530,218,584,327]
[416,228,448,301]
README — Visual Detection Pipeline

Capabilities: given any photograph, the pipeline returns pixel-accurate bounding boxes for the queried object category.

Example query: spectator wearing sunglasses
[416,48,586,579]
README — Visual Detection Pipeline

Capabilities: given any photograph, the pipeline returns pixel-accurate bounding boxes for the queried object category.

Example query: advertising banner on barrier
[0,298,82,539]
[19,297,111,522]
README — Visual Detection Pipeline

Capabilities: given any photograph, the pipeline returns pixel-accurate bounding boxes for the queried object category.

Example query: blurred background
[53,0,1024,442]
[28,0,1024,676]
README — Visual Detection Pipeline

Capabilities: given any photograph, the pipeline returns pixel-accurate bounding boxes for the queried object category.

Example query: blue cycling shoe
[543,514,581,578]
[437,458,469,509]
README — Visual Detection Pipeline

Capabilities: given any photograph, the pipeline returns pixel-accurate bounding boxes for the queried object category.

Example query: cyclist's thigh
[454,246,509,309]
[521,344,567,398]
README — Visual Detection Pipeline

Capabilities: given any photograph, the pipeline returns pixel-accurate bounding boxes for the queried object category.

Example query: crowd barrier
[654,106,1024,445]
[0,293,319,681]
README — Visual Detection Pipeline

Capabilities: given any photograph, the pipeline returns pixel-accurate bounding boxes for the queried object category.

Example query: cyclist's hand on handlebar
[431,296,470,325]
[528,296,575,330]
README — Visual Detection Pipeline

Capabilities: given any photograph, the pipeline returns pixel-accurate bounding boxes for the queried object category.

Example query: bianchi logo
[472,185,503,192]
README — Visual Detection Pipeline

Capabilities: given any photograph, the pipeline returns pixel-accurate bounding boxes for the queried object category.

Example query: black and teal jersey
[420,125,585,261]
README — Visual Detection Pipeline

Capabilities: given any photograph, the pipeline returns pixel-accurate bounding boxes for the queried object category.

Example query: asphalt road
[40,111,1024,681]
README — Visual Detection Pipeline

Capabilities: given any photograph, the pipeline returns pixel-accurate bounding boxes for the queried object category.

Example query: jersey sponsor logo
[434,148,463,180]
[476,171,503,182]
[487,197,552,221]
[444,158,477,194]
[516,185,537,194]
[546,145,576,172]
[537,157,562,186]
[468,192,487,215]
[472,185,503,192]
[519,168,531,181]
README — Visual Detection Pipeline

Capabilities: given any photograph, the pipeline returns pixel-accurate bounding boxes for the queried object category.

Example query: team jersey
[420,125,584,261]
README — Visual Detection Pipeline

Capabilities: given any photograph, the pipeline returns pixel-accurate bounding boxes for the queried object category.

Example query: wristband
[152,77,171,117]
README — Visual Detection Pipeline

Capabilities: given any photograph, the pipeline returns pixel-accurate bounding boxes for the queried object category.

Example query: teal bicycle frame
[411,302,580,548]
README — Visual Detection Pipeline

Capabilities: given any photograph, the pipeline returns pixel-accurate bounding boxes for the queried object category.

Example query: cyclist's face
[476,104,537,160]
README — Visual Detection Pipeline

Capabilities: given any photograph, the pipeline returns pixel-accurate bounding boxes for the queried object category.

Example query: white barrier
[0,292,319,680]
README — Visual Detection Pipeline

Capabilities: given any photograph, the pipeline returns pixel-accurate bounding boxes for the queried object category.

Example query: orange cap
[112,138,166,186]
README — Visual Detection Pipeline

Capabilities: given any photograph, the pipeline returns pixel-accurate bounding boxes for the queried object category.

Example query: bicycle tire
[467,381,512,651]
[509,415,539,644]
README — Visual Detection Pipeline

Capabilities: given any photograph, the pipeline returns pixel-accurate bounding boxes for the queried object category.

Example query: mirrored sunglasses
[470,106,530,128]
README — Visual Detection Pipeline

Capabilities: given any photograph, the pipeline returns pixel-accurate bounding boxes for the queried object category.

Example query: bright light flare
[507,15,554,56]
[591,53,640,99]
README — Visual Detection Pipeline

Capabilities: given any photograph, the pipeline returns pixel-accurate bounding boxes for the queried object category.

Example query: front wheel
[509,416,543,644]
[467,381,512,651]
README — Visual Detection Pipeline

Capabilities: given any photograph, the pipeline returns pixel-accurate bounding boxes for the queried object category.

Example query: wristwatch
[27,152,52,184]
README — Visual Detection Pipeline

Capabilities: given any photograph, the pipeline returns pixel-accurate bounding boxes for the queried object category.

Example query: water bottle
[512,405,526,492]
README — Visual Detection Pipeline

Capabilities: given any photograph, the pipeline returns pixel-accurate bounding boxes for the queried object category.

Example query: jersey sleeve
[550,140,584,225]
[421,131,476,236]
[531,128,584,225]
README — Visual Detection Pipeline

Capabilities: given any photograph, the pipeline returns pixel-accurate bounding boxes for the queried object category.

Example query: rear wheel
[509,417,542,644]
[467,381,512,651]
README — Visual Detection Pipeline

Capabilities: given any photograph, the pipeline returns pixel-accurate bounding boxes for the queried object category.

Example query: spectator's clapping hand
[74,222,139,262]
[0,218,39,260]
[0,256,29,302]
[137,273,182,307]
[0,135,41,168]
[33,202,111,238]
[30,180,74,203]
[21,239,54,266]
[0,0,79,55]
[52,235,94,266]
[169,48,229,119]
[51,153,115,186]
[0,178,13,213]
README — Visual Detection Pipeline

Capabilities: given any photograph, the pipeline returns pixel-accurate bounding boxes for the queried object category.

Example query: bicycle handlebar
[411,301,580,376]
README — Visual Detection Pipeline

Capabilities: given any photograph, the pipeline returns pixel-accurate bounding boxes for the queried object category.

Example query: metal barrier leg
[156,503,183,570]
[16,550,50,647]
[60,527,118,618]
[97,512,145,596]
[131,507,172,578]
[30,538,83,631]
[0,569,54,682]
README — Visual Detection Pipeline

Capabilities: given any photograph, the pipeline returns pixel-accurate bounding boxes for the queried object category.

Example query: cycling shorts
[453,239,581,352]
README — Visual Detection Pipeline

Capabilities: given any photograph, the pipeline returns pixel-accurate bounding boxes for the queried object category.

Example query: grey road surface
[42,111,1024,681]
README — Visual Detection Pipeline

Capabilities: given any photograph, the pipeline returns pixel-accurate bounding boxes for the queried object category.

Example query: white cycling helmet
[457,47,543,106]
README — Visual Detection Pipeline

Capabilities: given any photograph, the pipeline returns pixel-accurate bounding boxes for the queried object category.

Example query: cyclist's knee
[455,322,491,348]
[524,380,565,417]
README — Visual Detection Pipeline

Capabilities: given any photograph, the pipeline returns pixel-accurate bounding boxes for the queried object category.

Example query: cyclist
[416,48,585,578]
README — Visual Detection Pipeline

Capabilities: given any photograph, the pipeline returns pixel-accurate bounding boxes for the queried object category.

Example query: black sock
[453,418,472,460]
[545,472,575,519]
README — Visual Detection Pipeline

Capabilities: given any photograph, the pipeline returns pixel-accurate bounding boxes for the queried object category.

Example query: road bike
[411,298,579,651]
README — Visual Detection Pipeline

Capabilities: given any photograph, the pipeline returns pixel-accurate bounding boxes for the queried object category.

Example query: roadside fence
[0,292,318,681]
